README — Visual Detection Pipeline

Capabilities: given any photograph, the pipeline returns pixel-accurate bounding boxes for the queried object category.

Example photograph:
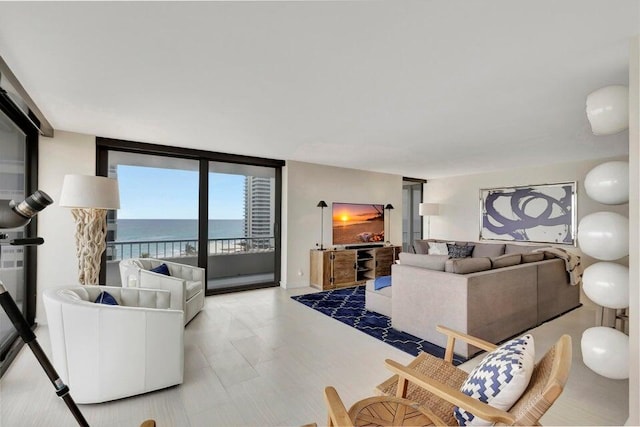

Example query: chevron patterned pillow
[454,334,535,426]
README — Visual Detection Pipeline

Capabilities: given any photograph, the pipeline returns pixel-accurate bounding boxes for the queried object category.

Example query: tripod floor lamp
[419,203,439,239]
[59,174,120,285]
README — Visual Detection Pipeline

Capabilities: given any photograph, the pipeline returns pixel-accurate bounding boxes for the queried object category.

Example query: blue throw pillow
[150,263,171,276]
[95,291,119,305]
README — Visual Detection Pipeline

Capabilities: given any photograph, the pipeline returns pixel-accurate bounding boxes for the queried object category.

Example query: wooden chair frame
[324,386,354,427]
[382,325,572,426]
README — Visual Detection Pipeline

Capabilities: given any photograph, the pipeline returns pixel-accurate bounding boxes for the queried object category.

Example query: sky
[117,165,245,219]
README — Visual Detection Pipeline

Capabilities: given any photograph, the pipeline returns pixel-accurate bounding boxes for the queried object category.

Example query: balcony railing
[106,236,275,261]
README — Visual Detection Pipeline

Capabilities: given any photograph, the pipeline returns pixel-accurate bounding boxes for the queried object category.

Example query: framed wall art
[479,182,577,244]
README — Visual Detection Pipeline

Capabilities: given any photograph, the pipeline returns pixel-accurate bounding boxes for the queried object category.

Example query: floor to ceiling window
[103,152,200,285]
[0,93,38,377]
[97,139,283,294]
[207,162,275,292]
[402,179,424,252]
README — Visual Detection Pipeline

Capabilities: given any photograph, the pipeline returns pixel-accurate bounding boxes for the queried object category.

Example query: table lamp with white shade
[59,174,120,285]
[419,203,439,239]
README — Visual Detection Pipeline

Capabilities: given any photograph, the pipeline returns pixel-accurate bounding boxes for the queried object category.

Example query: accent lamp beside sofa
[391,240,580,358]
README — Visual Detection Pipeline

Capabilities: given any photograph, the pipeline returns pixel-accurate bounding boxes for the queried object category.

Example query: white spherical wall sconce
[584,161,629,205]
[581,327,629,379]
[577,212,629,260]
[583,262,629,309]
[586,85,629,135]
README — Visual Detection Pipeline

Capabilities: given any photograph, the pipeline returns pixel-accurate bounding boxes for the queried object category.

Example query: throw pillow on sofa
[454,334,535,426]
[150,263,171,276]
[414,240,430,254]
[490,253,521,269]
[447,243,474,258]
[398,253,449,271]
[95,291,119,306]
[428,241,449,255]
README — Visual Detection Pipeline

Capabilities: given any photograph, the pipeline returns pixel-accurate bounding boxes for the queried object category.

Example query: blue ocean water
[115,219,245,242]
[110,219,246,259]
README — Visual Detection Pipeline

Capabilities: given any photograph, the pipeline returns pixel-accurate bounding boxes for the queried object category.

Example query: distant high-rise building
[244,176,274,249]
[105,164,118,260]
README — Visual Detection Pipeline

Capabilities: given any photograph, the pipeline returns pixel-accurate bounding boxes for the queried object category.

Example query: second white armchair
[120,258,205,325]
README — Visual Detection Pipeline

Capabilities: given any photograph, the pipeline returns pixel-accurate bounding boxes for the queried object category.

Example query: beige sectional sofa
[391,240,580,358]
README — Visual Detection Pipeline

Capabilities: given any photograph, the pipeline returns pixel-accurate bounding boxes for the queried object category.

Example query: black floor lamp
[317,200,328,250]
[385,204,394,245]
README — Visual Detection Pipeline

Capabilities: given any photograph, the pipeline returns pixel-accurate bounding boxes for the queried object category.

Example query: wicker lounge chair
[376,325,572,426]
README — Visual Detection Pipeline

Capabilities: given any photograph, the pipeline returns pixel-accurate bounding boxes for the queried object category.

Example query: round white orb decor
[583,262,629,309]
[584,161,629,205]
[581,327,629,379]
[586,85,629,135]
[577,212,629,260]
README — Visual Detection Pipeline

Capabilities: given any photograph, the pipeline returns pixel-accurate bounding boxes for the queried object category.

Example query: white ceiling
[0,1,637,179]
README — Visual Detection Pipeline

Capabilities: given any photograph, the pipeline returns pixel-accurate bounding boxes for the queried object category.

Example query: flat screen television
[332,202,385,245]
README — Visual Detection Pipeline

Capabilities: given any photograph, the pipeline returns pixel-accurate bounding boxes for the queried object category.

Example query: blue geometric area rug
[291,285,467,365]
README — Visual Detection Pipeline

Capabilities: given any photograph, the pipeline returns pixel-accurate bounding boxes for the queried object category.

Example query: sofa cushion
[447,243,475,258]
[428,241,449,255]
[366,278,393,297]
[472,243,506,258]
[454,334,535,426]
[445,257,492,274]
[504,243,546,255]
[398,253,448,271]
[414,240,429,254]
[522,252,545,263]
[491,253,522,269]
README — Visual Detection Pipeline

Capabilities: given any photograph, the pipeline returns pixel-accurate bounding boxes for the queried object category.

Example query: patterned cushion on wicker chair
[454,335,535,426]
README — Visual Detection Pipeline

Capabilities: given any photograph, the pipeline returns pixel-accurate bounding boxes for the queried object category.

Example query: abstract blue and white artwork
[480,182,576,244]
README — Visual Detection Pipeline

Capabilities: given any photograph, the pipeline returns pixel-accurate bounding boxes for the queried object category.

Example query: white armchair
[119,258,205,325]
[43,286,184,404]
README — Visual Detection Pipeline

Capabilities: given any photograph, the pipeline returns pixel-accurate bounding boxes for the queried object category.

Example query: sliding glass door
[98,139,282,293]
[104,152,200,285]
[0,110,27,366]
[207,162,275,291]
[0,105,38,376]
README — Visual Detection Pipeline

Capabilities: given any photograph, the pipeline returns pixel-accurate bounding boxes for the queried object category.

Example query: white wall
[423,156,629,270]
[36,130,95,323]
[281,161,402,288]
[627,35,639,426]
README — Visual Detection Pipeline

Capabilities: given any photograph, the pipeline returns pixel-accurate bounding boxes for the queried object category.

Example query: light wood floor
[0,286,629,426]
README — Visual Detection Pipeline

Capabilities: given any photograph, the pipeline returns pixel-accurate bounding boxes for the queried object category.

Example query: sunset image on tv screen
[332,203,384,245]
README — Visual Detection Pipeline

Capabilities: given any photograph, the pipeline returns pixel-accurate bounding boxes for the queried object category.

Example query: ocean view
[115,219,245,242]
[110,219,249,259]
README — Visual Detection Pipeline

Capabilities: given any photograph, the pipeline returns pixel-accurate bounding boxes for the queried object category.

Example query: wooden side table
[348,395,446,427]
